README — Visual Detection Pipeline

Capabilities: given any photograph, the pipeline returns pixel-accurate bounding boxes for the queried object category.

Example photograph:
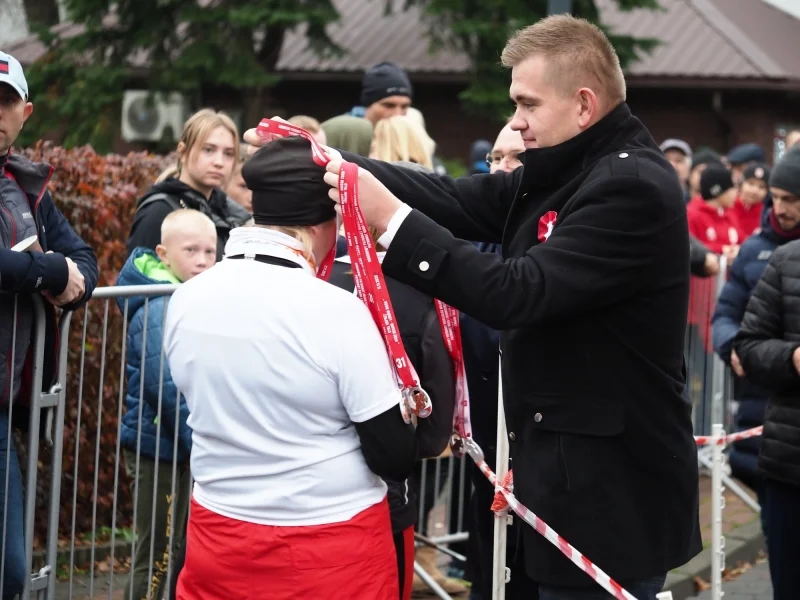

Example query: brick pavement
[697,474,760,542]
[687,560,772,600]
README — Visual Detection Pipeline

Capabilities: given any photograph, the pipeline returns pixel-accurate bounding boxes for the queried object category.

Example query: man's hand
[722,245,740,264]
[41,257,85,307]
[323,160,404,234]
[730,349,745,377]
[704,253,720,276]
[242,119,342,161]
[793,347,800,375]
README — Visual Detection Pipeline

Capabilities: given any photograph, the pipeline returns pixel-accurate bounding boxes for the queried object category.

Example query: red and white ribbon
[256,118,432,421]
[694,425,763,447]
[463,439,637,600]
[433,301,472,455]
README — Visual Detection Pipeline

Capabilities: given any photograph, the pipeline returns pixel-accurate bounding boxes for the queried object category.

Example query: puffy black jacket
[734,239,800,487]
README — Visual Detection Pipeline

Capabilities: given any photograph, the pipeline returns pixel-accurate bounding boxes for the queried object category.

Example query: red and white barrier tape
[433,300,473,456]
[694,425,763,446]
[463,439,638,600]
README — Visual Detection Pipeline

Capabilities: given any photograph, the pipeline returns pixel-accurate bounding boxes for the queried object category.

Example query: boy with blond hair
[116,209,217,600]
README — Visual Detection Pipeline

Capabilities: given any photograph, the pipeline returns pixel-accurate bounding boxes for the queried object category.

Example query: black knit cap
[691,149,722,170]
[242,137,336,227]
[360,62,413,108]
[770,147,800,198]
[742,162,771,184]
[700,164,735,201]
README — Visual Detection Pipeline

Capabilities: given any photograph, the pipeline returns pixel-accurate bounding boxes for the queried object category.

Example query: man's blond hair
[288,115,322,134]
[160,209,216,245]
[501,15,626,105]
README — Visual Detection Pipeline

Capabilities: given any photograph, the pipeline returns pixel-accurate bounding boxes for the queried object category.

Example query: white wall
[0,0,68,47]
[0,0,30,46]
[764,0,800,19]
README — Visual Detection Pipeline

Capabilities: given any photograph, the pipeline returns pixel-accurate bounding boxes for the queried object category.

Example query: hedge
[17,142,174,548]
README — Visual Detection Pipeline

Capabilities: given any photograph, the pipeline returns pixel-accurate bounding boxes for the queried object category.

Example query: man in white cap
[660,138,692,201]
[0,50,97,596]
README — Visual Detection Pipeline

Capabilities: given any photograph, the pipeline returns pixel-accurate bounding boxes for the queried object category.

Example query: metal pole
[492,356,511,600]
[710,258,728,426]
[710,424,726,600]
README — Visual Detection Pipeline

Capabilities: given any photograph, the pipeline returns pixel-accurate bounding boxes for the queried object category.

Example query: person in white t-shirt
[163,136,416,600]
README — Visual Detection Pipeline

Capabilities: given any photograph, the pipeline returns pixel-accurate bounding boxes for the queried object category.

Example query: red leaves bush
[19,142,174,545]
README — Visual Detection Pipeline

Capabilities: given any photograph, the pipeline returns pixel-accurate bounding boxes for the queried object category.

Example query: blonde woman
[165,137,416,599]
[126,108,251,261]
[370,115,433,170]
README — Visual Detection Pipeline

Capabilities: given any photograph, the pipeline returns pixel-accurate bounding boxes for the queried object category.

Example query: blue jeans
[538,575,667,600]
[0,410,26,599]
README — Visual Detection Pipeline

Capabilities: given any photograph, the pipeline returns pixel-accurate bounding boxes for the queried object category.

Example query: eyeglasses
[486,151,524,168]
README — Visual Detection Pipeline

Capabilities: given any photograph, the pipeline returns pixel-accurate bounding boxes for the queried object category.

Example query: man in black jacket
[733,148,800,600]
[247,14,700,599]
[0,50,98,597]
[322,15,700,600]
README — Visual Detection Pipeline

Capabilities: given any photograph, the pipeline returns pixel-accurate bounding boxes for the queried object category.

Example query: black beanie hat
[242,137,336,227]
[691,148,722,170]
[700,164,734,201]
[360,62,413,108]
[742,162,771,184]
[770,147,800,198]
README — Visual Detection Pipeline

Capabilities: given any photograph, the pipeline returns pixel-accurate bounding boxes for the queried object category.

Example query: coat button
[509,432,516,441]
[534,412,543,423]
[419,261,430,272]
[619,152,629,159]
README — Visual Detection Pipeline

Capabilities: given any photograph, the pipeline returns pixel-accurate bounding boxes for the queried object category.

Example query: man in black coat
[247,14,701,599]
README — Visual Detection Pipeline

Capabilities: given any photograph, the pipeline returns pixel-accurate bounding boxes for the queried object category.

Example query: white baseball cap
[0,51,29,101]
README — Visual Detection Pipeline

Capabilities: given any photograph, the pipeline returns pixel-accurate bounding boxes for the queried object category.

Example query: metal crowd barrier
[2,285,475,600]
[0,258,766,599]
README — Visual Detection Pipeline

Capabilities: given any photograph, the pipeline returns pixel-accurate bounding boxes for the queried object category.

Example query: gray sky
[764,0,800,19]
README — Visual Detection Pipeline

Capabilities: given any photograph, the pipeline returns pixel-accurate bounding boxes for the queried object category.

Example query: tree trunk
[244,87,273,132]
[242,26,288,128]
[22,0,60,28]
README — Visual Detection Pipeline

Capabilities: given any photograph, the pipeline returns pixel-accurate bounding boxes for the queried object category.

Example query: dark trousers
[124,450,191,600]
[393,526,414,600]
[0,410,26,600]
[765,477,800,600]
[538,575,666,599]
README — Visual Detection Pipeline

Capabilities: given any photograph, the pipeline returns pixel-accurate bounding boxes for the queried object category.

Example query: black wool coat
[342,103,702,587]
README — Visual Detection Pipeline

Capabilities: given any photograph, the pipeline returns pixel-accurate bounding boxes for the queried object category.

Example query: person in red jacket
[687,164,740,392]
[688,164,740,261]
[731,163,770,240]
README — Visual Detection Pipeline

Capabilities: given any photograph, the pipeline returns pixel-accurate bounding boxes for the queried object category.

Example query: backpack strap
[135,193,183,215]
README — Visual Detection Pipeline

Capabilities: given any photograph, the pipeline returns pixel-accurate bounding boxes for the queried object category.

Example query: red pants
[177,497,398,600]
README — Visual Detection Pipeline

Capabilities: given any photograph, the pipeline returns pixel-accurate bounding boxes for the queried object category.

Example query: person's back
[168,258,397,523]
[164,137,414,600]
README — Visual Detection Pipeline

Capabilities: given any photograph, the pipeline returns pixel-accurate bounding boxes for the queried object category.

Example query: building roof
[6,0,800,88]
[594,0,800,87]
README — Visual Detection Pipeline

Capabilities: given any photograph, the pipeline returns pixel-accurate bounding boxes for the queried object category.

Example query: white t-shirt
[163,248,403,526]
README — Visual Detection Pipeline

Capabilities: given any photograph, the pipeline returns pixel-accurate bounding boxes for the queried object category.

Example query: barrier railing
[2,285,473,600]
[1,256,764,599]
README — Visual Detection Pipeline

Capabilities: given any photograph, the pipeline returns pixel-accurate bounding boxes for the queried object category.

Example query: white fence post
[711,423,726,600]
[492,356,511,600]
